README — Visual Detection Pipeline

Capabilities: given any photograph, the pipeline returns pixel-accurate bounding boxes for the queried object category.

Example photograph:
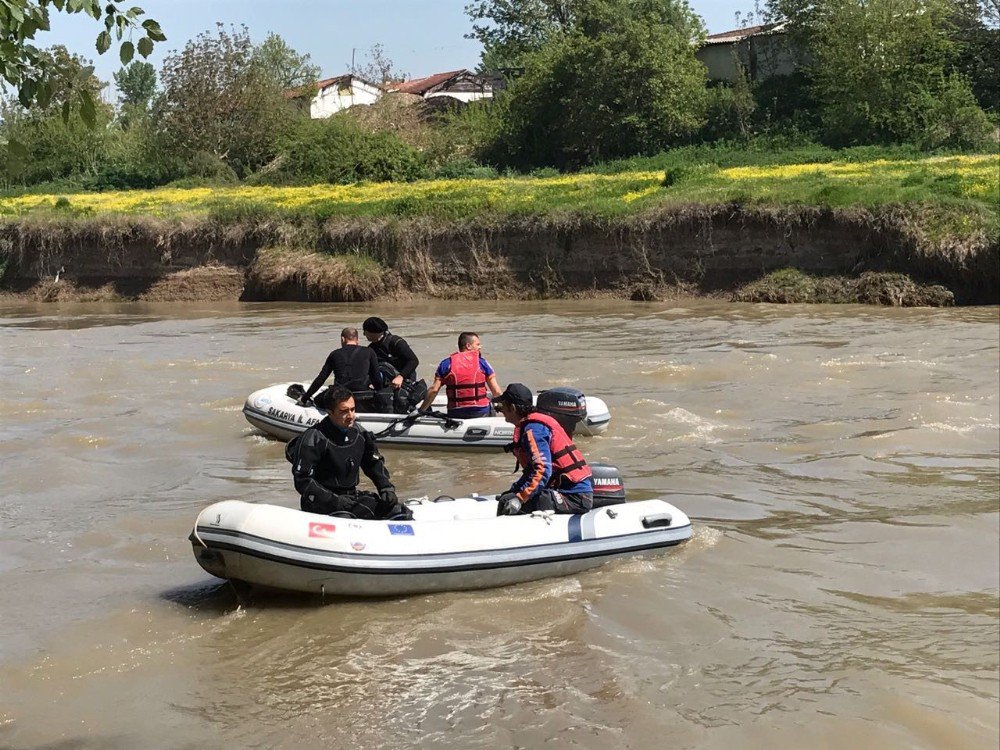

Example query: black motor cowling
[536,387,587,437]
[589,463,626,508]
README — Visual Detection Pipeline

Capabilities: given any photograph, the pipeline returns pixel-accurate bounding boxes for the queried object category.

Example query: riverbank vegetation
[244,246,386,302]
[1,1,996,194]
[1,152,994,247]
[0,0,996,305]
[2,150,995,221]
[733,269,956,305]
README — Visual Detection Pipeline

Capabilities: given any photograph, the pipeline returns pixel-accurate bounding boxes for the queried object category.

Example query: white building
[304,75,385,119]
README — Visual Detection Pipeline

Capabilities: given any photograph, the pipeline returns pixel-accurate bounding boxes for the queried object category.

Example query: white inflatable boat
[190,494,691,596]
[242,382,611,447]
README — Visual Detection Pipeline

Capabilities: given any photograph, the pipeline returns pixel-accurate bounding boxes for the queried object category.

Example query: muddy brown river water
[0,300,997,749]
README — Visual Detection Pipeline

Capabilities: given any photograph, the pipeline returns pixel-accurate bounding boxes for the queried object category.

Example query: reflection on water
[0,299,997,749]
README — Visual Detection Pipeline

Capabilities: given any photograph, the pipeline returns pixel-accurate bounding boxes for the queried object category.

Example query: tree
[769,0,993,146]
[253,33,320,90]
[466,0,703,71]
[465,0,583,71]
[0,46,114,184]
[950,0,1000,111]
[348,43,406,84]
[0,1,164,122]
[486,0,707,169]
[153,24,298,178]
[113,61,156,108]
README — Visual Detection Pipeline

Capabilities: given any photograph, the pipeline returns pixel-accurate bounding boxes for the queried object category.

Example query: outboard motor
[536,387,587,438]
[589,463,626,508]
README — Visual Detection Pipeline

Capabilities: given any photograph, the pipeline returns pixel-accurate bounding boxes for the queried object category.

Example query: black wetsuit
[285,418,409,519]
[303,345,381,400]
[369,332,419,381]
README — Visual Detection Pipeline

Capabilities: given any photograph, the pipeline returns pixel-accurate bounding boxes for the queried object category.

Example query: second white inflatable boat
[243,382,612,448]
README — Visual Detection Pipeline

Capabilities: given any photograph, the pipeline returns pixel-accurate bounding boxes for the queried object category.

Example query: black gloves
[496,491,522,516]
[296,396,313,407]
[379,487,398,505]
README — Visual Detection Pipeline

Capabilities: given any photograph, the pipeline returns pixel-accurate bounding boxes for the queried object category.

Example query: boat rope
[191,525,208,548]
[370,409,461,439]
[530,510,556,525]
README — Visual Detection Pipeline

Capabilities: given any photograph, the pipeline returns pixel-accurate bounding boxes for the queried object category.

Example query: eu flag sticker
[388,524,414,536]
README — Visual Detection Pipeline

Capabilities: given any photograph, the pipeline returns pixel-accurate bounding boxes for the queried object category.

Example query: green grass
[0,148,996,244]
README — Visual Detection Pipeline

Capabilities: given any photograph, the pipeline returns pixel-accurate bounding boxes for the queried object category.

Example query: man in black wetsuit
[285,385,412,519]
[362,316,419,390]
[299,327,380,408]
[363,316,425,412]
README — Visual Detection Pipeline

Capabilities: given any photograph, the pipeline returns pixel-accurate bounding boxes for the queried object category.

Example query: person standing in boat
[417,331,503,418]
[492,383,594,516]
[285,385,411,520]
[298,327,380,409]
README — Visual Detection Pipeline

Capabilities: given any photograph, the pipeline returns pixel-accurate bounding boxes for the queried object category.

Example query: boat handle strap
[642,513,673,529]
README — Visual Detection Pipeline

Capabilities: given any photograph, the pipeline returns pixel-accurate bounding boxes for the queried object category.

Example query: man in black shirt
[300,327,380,406]
[362,316,419,389]
[285,386,411,519]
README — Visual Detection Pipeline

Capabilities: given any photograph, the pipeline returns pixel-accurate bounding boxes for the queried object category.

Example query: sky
[41,0,750,96]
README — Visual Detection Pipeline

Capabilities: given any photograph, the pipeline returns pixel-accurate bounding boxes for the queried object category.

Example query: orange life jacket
[443,351,489,411]
[511,412,591,486]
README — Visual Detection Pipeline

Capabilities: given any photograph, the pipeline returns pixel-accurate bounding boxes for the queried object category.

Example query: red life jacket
[511,412,591,486]
[443,351,489,411]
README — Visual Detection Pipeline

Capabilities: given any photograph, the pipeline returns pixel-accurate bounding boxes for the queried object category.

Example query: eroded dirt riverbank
[1,206,995,305]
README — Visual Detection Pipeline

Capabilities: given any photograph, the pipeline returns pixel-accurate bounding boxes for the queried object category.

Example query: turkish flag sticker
[308,522,337,538]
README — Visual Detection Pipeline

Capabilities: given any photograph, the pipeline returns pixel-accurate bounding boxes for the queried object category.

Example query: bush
[269,116,426,184]
[185,151,239,183]
[700,76,756,143]
[916,74,996,150]
[83,165,164,191]
[751,73,820,137]
[432,156,499,180]
[734,268,955,306]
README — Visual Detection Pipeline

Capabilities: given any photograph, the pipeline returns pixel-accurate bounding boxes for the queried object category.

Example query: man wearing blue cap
[492,383,594,516]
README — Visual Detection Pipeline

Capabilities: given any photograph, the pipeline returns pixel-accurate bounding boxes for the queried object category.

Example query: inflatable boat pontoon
[190,493,691,597]
[242,382,611,447]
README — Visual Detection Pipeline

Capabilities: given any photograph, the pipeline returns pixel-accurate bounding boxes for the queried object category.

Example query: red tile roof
[389,70,467,95]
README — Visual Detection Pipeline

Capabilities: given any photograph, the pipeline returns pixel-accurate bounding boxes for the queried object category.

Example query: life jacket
[510,412,591,487]
[443,351,489,411]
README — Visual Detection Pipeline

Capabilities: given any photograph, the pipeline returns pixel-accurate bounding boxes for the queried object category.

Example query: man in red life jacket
[492,383,594,516]
[418,332,502,418]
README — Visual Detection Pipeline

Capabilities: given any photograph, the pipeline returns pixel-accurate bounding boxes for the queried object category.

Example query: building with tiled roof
[286,74,385,119]
[387,69,493,103]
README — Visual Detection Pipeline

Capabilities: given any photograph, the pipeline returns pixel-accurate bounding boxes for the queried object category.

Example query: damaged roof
[388,69,472,95]
[703,22,786,45]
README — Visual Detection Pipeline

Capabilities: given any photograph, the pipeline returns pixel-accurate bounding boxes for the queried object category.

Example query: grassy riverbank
[0,148,996,305]
[2,152,995,232]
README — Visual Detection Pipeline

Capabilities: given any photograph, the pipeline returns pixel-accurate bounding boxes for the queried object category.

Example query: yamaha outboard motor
[536,387,587,437]
[589,463,626,508]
